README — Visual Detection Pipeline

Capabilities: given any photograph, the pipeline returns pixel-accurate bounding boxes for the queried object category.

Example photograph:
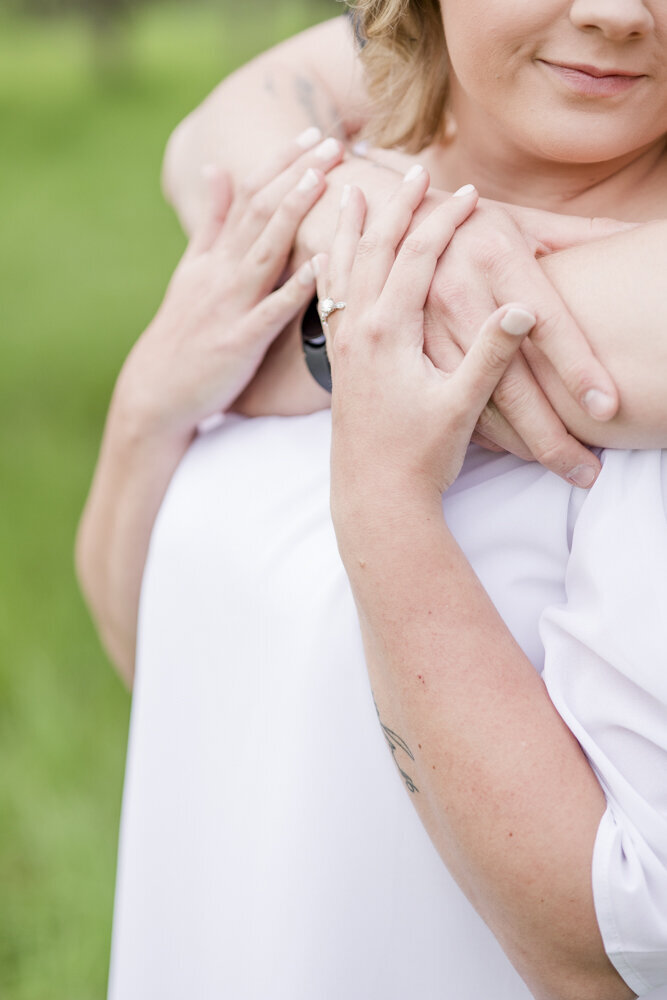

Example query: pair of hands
[113,128,344,442]
[319,170,539,511]
[116,129,620,492]
[234,144,626,487]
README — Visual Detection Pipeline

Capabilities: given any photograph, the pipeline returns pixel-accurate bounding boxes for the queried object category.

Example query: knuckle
[400,234,431,259]
[249,237,278,270]
[529,309,562,344]
[475,401,501,438]
[478,338,512,374]
[237,175,259,202]
[529,431,571,470]
[552,359,593,397]
[428,273,469,320]
[247,191,273,226]
[491,371,535,414]
[212,320,245,356]
[364,312,385,346]
[355,229,382,259]
[476,231,517,273]
[249,296,278,331]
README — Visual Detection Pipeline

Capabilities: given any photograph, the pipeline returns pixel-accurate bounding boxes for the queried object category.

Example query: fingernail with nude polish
[567,464,597,489]
[582,388,616,420]
[314,137,340,161]
[297,168,319,192]
[500,308,536,336]
[403,163,424,182]
[453,183,476,197]
[296,126,322,149]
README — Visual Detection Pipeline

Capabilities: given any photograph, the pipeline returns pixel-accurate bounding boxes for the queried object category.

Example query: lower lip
[540,61,642,97]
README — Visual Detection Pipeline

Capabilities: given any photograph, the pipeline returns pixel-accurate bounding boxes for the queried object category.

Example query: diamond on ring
[318,297,346,326]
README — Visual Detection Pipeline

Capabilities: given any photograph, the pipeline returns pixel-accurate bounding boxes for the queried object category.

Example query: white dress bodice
[108,412,667,999]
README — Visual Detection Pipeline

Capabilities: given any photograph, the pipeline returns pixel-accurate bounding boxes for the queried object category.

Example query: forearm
[163,16,369,235]
[535,219,667,448]
[76,392,189,686]
[336,485,632,1000]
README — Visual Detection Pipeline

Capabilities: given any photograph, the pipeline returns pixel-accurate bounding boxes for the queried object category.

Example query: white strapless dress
[108,412,667,999]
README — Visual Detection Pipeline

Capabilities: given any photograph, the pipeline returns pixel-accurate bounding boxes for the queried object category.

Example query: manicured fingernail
[297,167,319,192]
[582,388,615,420]
[310,255,321,278]
[403,163,424,182]
[453,183,476,197]
[296,126,322,149]
[567,464,597,489]
[340,184,351,208]
[201,163,218,180]
[314,137,340,161]
[500,308,536,336]
[298,260,315,286]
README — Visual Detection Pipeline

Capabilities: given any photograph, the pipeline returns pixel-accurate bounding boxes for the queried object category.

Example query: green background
[0,3,333,996]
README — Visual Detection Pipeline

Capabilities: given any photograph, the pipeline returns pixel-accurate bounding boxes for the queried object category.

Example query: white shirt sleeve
[540,449,667,996]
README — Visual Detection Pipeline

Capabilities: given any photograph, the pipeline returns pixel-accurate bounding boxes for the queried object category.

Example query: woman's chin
[518,123,659,169]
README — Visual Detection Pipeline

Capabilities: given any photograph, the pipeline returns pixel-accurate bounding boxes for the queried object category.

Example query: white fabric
[108,412,667,999]
[541,449,667,996]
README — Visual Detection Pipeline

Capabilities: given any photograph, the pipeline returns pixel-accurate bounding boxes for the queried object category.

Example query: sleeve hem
[593,803,653,996]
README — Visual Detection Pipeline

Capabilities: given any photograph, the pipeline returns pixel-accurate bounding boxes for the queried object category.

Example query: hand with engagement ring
[316,169,537,508]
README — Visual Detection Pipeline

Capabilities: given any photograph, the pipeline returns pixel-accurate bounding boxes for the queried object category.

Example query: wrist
[331,470,444,555]
[110,339,197,453]
[106,373,193,469]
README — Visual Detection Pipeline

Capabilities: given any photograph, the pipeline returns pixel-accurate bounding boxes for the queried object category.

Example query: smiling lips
[539,60,644,97]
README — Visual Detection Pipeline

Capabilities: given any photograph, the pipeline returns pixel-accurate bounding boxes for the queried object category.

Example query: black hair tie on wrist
[301,295,332,393]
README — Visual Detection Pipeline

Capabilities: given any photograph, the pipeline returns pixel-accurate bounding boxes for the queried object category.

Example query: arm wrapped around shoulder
[540,448,667,995]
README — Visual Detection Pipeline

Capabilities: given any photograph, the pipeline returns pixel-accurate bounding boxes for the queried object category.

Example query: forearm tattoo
[374,699,419,795]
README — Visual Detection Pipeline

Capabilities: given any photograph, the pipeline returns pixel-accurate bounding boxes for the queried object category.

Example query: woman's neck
[423,128,667,222]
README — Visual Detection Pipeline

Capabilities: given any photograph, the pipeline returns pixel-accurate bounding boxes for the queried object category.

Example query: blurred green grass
[0,2,333,996]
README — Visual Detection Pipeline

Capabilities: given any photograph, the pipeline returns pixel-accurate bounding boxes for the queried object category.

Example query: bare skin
[78,4,667,997]
[319,2,667,997]
[164,16,629,479]
[76,137,341,683]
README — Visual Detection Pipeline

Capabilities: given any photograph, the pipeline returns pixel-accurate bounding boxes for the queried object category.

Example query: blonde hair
[350,0,450,152]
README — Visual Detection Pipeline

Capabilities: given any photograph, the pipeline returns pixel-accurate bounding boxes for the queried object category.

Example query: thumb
[451,304,536,417]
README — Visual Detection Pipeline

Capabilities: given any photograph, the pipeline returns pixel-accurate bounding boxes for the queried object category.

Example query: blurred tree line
[5,0,164,73]
[3,0,325,75]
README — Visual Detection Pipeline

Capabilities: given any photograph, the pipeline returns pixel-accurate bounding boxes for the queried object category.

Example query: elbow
[161,113,190,205]
[74,511,94,612]
[161,111,202,235]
